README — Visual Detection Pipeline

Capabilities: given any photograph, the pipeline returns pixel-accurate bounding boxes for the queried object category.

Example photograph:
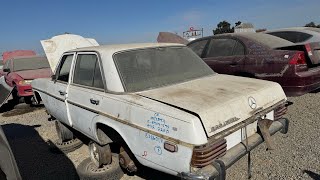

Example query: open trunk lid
[41,34,99,72]
[137,75,286,137]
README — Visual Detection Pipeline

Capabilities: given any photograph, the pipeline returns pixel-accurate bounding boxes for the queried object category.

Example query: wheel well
[96,123,130,154]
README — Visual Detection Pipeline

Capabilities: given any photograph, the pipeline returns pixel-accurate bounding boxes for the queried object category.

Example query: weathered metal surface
[41,34,99,72]
[138,74,286,137]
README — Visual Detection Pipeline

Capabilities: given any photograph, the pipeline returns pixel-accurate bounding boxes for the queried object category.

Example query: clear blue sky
[0,0,319,54]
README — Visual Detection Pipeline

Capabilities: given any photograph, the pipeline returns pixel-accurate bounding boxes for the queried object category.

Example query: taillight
[274,105,287,120]
[191,139,227,168]
[305,44,313,56]
[289,52,306,65]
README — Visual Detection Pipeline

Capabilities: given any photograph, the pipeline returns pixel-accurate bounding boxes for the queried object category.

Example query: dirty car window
[57,55,73,82]
[13,57,50,72]
[114,46,214,92]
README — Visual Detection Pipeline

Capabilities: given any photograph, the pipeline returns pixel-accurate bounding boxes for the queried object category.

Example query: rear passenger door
[203,38,245,74]
[66,52,105,139]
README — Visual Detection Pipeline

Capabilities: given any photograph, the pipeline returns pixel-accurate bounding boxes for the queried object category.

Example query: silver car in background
[265,27,320,44]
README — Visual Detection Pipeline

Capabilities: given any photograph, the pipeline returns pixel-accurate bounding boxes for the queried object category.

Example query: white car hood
[137,74,286,137]
[41,34,99,72]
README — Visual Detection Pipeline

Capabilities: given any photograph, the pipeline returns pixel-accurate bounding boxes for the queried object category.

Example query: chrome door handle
[90,98,99,105]
[58,90,67,96]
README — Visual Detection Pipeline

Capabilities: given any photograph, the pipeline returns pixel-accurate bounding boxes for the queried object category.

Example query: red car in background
[2,56,52,104]
[187,33,320,96]
[0,50,36,77]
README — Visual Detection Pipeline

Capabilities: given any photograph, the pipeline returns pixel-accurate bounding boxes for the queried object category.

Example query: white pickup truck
[32,35,289,179]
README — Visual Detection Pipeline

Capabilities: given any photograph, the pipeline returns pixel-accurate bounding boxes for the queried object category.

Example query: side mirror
[3,68,10,73]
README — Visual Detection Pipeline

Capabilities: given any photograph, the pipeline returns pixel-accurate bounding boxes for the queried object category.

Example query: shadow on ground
[0,103,43,117]
[134,166,179,180]
[2,123,79,180]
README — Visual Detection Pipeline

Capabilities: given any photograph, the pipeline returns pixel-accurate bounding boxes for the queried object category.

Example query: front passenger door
[46,54,75,126]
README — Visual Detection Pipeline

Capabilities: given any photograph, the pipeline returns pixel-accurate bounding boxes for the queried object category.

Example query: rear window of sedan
[113,46,214,92]
[238,33,294,49]
[267,31,312,43]
[13,57,50,72]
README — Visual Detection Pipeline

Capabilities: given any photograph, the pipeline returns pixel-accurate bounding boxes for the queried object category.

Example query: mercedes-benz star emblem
[248,97,257,109]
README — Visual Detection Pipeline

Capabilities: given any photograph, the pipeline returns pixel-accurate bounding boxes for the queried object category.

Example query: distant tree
[213,21,243,35]
[235,21,242,27]
[305,22,317,27]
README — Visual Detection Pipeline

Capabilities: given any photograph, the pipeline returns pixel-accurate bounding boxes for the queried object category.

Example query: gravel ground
[0,93,319,180]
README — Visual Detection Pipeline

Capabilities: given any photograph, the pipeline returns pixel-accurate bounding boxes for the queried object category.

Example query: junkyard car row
[0,29,320,180]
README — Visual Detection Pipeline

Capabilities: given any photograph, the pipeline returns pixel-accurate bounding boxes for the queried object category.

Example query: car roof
[265,27,320,34]
[68,43,185,53]
[191,33,294,49]
[11,56,47,61]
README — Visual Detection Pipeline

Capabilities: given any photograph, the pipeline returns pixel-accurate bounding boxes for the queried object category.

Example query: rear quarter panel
[238,36,293,77]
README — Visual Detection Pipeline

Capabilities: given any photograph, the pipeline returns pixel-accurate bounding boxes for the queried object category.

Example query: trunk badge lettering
[248,97,257,109]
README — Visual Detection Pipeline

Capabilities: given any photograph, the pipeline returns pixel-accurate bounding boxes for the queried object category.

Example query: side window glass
[73,54,104,89]
[206,39,236,58]
[57,55,73,82]
[93,63,104,89]
[4,60,11,69]
[188,39,209,57]
[233,41,245,56]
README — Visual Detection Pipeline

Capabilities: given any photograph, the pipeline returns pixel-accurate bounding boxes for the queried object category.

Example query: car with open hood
[187,33,320,96]
[31,34,289,179]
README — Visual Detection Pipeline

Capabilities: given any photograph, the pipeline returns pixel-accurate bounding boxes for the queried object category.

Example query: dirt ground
[0,92,320,180]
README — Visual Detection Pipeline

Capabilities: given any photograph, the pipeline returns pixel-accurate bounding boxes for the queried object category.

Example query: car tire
[77,155,124,180]
[54,138,83,153]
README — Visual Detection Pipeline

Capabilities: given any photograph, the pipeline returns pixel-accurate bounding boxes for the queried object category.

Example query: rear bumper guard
[180,118,289,180]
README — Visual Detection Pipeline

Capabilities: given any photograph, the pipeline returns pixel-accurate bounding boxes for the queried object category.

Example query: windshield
[13,57,50,71]
[114,46,214,92]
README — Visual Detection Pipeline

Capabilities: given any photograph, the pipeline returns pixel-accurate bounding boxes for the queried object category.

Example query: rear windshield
[239,33,294,49]
[13,57,50,72]
[114,46,214,92]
